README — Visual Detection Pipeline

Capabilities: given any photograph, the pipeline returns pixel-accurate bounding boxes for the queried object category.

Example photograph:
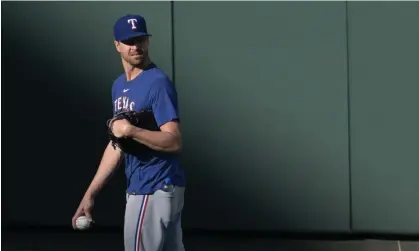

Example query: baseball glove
[106,109,160,154]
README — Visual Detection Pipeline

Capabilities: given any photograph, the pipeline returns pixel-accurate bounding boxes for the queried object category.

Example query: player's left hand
[111,119,135,138]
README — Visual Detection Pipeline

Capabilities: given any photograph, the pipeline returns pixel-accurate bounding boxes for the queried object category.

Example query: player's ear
[114,41,121,52]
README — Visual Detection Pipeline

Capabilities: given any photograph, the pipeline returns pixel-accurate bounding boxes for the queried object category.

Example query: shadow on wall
[2,6,127,227]
[179,113,297,231]
[177,59,346,232]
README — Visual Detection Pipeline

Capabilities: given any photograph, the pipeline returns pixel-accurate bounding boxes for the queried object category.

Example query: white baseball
[76,216,91,230]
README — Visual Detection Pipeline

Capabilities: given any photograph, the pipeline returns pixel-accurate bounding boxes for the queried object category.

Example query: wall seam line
[170,1,176,86]
[345,0,354,233]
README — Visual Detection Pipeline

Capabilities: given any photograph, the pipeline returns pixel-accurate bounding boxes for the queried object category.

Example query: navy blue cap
[113,14,151,41]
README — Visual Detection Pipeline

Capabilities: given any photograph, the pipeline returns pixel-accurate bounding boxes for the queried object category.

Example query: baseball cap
[113,14,151,41]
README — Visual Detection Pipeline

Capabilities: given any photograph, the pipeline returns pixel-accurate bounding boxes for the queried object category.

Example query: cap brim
[117,32,151,41]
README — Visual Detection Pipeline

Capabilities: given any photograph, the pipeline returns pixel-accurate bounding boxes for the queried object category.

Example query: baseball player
[72,14,187,251]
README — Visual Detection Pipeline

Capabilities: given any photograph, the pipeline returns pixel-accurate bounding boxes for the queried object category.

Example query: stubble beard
[128,51,149,67]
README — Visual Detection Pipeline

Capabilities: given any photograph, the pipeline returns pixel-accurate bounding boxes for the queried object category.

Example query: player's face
[115,36,149,66]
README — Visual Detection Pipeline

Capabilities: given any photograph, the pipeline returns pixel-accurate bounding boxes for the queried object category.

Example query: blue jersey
[111,64,186,195]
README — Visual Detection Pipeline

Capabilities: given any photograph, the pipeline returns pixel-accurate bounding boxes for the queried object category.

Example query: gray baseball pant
[124,186,186,251]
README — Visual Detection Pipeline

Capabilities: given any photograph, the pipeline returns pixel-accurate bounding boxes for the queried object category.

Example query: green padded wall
[348,2,419,234]
[174,2,350,231]
[4,1,418,234]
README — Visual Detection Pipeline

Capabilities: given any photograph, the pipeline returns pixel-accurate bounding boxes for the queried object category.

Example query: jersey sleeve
[150,77,180,127]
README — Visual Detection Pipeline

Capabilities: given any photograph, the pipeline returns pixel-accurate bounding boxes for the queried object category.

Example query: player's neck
[123,57,151,81]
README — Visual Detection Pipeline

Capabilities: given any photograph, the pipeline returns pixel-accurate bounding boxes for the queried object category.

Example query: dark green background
[2,2,418,235]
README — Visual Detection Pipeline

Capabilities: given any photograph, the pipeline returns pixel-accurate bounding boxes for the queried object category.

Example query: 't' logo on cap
[127,18,138,30]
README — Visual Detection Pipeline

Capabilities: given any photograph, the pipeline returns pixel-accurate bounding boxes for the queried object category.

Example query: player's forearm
[129,128,181,153]
[84,141,122,199]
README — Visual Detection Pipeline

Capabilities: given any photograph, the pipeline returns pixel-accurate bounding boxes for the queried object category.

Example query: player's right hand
[72,196,95,229]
